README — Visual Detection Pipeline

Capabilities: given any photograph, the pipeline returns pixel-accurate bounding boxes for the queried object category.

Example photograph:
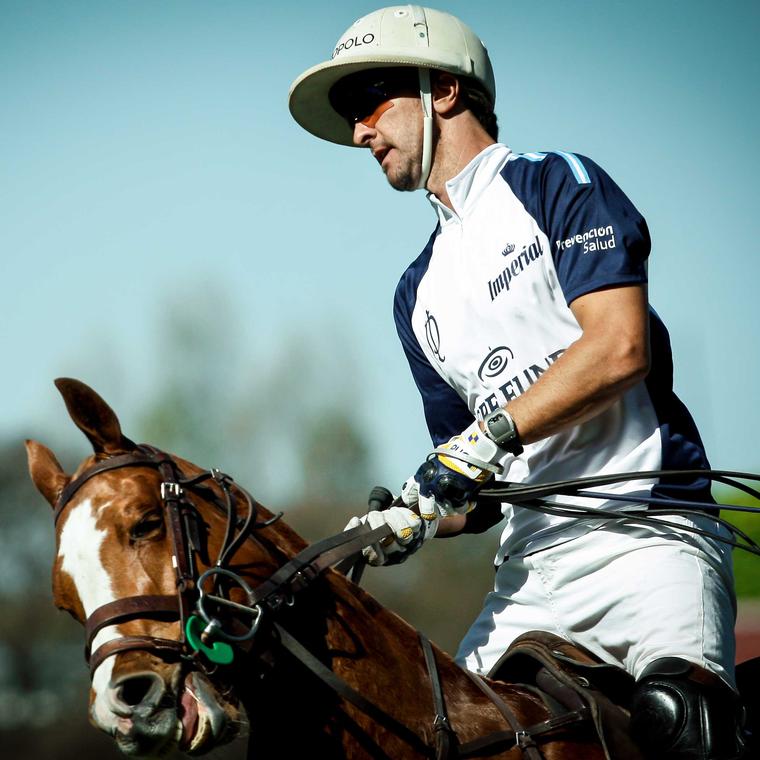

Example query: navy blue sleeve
[503,152,650,305]
[394,230,473,446]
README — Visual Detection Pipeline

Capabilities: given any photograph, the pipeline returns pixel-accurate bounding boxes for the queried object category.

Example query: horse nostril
[120,676,154,706]
[111,672,165,714]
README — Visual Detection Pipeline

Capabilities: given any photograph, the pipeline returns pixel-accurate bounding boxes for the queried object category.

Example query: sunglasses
[330,69,419,129]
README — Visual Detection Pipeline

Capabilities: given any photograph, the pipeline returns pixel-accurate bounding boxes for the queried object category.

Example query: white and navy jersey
[394,144,711,559]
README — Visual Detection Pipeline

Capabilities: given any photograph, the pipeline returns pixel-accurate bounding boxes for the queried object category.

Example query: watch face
[485,410,523,454]
[488,412,512,437]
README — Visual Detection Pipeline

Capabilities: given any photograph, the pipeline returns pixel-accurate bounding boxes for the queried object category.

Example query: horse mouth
[104,668,241,757]
[177,680,207,752]
[176,672,239,755]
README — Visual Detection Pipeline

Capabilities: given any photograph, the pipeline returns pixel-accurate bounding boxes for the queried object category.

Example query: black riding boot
[629,658,745,760]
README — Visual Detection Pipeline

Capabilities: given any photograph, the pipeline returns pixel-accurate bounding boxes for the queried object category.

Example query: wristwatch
[482,408,523,456]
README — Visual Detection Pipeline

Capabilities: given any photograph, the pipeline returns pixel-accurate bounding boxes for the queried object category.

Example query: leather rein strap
[275,622,589,759]
[274,622,435,758]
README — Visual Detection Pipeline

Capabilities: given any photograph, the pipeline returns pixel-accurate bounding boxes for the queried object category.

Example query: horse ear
[54,378,136,455]
[25,440,70,508]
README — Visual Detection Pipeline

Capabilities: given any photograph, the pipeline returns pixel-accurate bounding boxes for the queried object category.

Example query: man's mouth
[373,147,390,167]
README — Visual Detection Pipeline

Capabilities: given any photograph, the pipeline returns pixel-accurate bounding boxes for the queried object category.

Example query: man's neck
[426,124,495,210]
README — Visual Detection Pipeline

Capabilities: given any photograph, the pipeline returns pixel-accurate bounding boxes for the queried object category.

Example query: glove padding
[344,506,437,566]
[406,420,504,517]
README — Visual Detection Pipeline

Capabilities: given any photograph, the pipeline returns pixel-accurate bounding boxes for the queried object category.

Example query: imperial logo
[501,243,515,256]
[488,235,544,301]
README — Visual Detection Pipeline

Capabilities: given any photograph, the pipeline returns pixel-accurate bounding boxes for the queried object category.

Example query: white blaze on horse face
[58,497,121,731]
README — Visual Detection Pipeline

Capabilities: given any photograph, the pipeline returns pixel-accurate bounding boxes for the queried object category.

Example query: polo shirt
[393,144,711,560]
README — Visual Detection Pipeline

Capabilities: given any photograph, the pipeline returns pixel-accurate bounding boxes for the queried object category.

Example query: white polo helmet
[289,6,495,188]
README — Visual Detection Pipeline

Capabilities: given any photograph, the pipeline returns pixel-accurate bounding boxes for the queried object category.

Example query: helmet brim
[289,56,448,147]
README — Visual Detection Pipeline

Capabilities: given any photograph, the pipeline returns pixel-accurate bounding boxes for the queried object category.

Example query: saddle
[488,631,643,760]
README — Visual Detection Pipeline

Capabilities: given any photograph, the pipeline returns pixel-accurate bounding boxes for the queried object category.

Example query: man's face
[353,94,423,191]
[329,69,424,192]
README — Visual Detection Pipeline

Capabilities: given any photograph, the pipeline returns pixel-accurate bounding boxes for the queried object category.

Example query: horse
[25,378,643,759]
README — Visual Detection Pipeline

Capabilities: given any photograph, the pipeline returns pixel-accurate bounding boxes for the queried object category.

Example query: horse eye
[129,513,164,541]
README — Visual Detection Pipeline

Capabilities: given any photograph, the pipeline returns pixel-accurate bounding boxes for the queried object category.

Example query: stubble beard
[385,125,424,192]
[386,153,419,192]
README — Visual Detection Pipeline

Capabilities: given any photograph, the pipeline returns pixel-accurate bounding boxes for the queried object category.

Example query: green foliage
[716,485,760,598]
[298,410,371,504]
[134,283,372,508]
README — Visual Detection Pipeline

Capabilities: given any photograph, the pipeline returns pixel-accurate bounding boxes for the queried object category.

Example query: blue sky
[2,0,759,502]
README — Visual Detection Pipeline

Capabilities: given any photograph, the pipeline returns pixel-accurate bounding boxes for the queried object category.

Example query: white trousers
[456,514,737,689]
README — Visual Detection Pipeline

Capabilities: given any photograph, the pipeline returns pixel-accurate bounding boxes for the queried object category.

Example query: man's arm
[436,283,651,538]
[500,283,650,444]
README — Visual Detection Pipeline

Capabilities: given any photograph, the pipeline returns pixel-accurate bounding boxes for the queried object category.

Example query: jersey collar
[428,143,512,225]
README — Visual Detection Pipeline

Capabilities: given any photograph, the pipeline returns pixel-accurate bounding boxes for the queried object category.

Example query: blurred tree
[0,439,140,758]
[136,284,241,469]
[135,285,374,508]
[299,408,372,505]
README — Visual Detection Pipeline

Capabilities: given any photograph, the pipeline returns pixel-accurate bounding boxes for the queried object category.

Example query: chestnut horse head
[25,378,306,756]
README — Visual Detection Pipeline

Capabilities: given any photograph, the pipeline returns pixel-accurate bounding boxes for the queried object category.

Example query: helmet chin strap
[417,67,434,191]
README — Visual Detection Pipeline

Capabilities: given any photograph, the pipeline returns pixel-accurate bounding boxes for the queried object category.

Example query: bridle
[55,445,279,674]
[53,444,390,677]
[57,439,760,674]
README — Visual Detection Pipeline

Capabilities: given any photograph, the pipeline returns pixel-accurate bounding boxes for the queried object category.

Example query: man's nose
[352,121,375,146]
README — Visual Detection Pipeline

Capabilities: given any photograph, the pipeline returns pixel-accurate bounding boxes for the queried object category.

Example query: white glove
[344,506,437,566]
[405,420,504,518]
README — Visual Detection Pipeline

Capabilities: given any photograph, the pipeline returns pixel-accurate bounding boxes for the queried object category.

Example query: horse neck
[238,552,509,758]
[225,510,525,757]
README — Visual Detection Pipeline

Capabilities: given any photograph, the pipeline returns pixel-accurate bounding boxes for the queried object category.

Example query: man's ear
[431,72,461,116]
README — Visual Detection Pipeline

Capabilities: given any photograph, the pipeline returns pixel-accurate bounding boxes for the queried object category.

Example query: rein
[55,446,590,759]
[473,468,760,557]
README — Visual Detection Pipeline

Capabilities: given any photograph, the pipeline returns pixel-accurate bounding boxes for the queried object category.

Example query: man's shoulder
[500,150,606,189]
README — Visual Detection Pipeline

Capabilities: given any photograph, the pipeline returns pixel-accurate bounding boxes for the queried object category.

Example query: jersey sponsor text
[488,235,544,301]
[554,225,616,255]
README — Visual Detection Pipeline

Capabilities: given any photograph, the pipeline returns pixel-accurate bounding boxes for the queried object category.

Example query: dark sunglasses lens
[330,69,417,126]
[331,84,388,124]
